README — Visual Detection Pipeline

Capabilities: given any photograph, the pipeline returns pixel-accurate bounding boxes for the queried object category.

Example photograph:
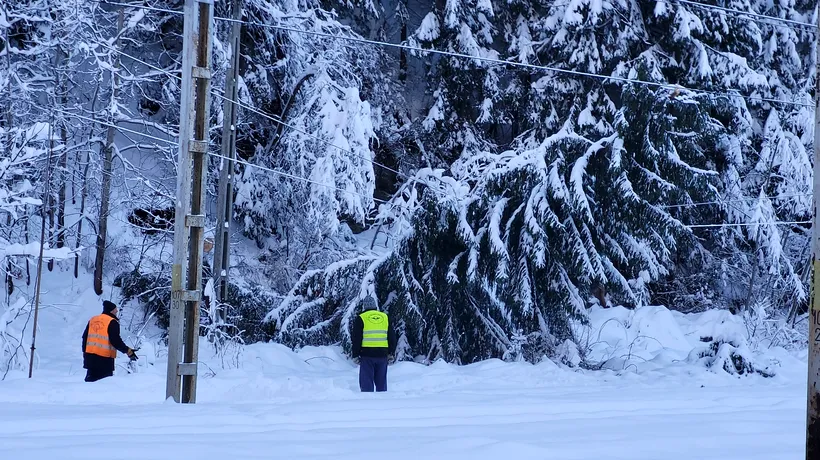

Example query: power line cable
[214,19,812,108]
[686,220,810,228]
[54,108,178,145]
[98,0,814,108]
[99,0,818,29]
[210,91,407,178]
[672,0,817,30]
[92,0,819,220]
[661,192,813,209]
[96,43,394,173]
[206,149,392,205]
[94,6,817,205]
[55,109,814,230]
[99,0,180,16]
[54,108,396,206]
[97,42,447,196]
[104,39,816,214]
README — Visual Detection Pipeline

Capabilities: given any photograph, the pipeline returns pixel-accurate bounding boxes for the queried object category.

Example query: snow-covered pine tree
[267,170,472,362]
[641,0,814,314]
[268,0,813,363]
[407,0,500,166]
[233,0,397,291]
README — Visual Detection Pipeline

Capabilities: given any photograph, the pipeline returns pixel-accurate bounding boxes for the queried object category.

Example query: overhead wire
[54,107,395,206]
[212,19,813,108]
[53,107,178,146]
[206,150,393,206]
[58,107,813,230]
[660,192,813,209]
[92,0,819,225]
[96,40,421,188]
[96,41,455,205]
[210,92,411,181]
[98,0,180,16]
[671,0,817,30]
[685,220,811,228]
[99,0,818,30]
[98,0,814,108]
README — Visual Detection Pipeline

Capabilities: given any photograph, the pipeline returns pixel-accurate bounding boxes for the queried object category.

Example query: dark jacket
[82,312,130,371]
[351,310,397,359]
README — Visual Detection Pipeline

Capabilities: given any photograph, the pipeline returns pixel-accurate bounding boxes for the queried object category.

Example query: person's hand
[352,356,360,365]
[388,354,395,364]
[127,348,139,361]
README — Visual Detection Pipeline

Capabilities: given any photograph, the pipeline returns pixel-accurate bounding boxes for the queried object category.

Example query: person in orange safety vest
[81,300,137,382]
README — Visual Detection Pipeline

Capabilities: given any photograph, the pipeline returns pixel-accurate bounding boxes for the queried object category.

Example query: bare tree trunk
[46,183,54,272]
[4,25,14,298]
[743,249,760,314]
[5,215,11,301]
[47,46,67,272]
[399,0,407,83]
[93,124,115,294]
[78,85,100,279]
[75,151,90,279]
[56,45,68,252]
[71,149,77,206]
[24,214,30,286]
[2,26,10,156]
[93,9,123,295]
[594,282,607,308]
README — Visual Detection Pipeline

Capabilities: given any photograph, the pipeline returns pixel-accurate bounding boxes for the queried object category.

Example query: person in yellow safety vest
[81,300,138,382]
[351,296,396,392]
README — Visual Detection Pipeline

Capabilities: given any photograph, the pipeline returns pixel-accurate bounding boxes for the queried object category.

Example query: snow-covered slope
[0,360,805,460]
[0,272,808,459]
[0,343,807,460]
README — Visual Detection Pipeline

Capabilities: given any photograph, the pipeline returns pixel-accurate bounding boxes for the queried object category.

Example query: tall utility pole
[808,12,820,457]
[167,0,214,404]
[212,0,242,321]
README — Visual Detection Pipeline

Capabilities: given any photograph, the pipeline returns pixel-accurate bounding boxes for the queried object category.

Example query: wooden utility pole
[212,0,242,320]
[167,0,214,404]
[808,12,820,457]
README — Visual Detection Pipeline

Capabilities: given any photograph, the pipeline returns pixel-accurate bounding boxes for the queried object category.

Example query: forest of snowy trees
[0,0,816,367]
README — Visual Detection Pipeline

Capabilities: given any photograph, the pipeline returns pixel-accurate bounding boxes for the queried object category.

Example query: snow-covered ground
[0,357,805,460]
[0,272,809,459]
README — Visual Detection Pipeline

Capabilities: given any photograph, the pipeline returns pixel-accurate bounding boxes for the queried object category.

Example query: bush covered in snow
[117,270,276,344]
[688,335,775,378]
[0,298,31,378]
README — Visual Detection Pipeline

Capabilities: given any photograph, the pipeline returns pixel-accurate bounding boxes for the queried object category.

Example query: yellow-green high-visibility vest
[360,311,388,348]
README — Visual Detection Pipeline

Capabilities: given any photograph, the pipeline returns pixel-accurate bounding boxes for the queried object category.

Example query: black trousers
[359,356,388,392]
[84,368,113,382]
[83,353,114,382]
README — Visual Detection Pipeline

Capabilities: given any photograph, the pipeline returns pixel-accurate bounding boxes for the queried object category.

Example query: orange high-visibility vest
[85,314,117,358]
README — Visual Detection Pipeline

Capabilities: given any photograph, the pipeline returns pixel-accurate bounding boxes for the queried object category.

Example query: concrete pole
[807,11,820,457]
[167,0,214,404]
[213,0,242,321]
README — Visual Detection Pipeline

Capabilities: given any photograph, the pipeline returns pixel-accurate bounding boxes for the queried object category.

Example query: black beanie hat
[102,300,117,313]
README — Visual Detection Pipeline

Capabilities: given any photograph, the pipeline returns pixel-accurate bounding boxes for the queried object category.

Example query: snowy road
[0,358,804,460]
[0,283,807,460]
